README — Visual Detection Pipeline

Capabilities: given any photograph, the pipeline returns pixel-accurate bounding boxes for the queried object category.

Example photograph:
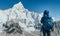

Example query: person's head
[43,10,49,17]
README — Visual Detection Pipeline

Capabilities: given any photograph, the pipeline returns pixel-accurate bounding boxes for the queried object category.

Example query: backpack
[41,17,54,31]
[47,17,54,29]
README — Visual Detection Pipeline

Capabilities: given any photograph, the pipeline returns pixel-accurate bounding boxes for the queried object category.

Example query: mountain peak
[13,2,24,10]
[14,2,23,7]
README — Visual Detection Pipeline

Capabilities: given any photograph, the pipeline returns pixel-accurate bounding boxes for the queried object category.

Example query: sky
[0,0,60,19]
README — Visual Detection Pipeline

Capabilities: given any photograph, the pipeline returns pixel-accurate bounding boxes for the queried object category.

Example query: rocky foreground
[0,29,60,36]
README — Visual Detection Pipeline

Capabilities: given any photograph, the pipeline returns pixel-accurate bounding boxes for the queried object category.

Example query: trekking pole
[40,30,42,36]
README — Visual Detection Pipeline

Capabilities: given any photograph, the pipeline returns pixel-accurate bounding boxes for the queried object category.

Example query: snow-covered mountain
[0,2,59,33]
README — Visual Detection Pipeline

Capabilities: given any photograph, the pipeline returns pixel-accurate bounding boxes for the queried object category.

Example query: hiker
[41,10,54,36]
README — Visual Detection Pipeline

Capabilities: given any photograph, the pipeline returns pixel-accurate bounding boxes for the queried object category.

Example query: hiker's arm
[41,17,43,23]
[40,17,43,32]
